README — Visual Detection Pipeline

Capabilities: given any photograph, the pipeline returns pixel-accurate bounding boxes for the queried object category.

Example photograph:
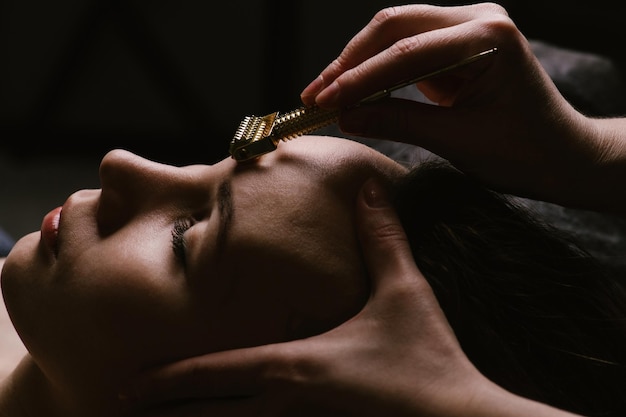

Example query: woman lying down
[1,135,625,416]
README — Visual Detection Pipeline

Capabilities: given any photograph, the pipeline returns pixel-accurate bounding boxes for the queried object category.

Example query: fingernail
[316,80,340,106]
[363,179,388,208]
[301,75,325,103]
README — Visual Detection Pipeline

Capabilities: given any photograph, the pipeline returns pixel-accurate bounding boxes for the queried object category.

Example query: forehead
[237,135,407,179]
[227,135,408,230]
[222,134,407,265]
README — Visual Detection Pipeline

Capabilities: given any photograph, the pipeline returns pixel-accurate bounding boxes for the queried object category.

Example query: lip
[41,206,63,256]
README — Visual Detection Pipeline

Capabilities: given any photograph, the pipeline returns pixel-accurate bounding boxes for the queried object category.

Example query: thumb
[339,99,470,157]
[356,178,424,294]
[119,345,282,407]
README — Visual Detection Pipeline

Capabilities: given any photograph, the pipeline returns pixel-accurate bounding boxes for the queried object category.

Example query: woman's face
[1,136,406,397]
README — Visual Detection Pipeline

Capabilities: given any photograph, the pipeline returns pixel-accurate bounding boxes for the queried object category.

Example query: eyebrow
[216,179,234,255]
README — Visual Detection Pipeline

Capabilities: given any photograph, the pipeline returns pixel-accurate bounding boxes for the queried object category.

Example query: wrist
[455,376,582,417]
[567,116,626,213]
[536,112,626,213]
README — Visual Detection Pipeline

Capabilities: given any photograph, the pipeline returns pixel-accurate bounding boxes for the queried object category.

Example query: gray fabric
[0,227,14,257]
[531,40,626,117]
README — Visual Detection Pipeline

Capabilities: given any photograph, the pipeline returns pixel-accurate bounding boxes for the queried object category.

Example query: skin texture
[119,3,626,416]
[5,3,624,415]
[123,176,581,417]
[0,135,406,416]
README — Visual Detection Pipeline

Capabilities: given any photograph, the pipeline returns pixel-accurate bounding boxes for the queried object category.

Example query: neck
[0,264,28,382]
[2,259,66,416]
[0,357,127,417]
[0,356,69,417]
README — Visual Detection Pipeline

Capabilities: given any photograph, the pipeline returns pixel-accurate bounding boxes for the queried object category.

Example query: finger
[302,3,508,105]
[356,178,424,294]
[331,3,504,76]
[122,344,283,407]
[301,4,485,105]
[316,16,506,110]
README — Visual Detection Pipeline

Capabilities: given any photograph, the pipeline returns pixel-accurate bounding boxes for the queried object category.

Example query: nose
[96,149,206,235]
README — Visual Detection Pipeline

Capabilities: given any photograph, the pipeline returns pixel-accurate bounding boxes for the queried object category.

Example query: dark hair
[392,161,626,417]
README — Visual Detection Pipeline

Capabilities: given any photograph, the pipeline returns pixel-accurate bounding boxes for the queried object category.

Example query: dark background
[1,0,624,165]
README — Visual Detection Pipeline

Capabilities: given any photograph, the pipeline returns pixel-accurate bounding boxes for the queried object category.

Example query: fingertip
[357,178,422,287]
[361,177,390,209]
[356,177,405,254]
[315,81,341,108]
[356,178,398,235]
[300,75,324,106]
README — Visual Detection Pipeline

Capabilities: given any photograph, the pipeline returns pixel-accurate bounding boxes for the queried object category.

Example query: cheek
[218,174,368,347]
[4,230,208,387]
[278,257,369,339]
[63,236,197,351]
[212,227,368,349]
[1,233,44,346]
[213,250,368,348]
[190,262,292,352]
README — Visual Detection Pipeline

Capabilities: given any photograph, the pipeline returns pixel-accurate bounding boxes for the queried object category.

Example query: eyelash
[172,218,193,264]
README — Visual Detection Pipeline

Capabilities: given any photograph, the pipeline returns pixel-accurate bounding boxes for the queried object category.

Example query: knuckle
[390,35,423,58]
[372,4,436,33]
[371,6,402,28]
[321,57,346,83]
[478,13,518,39]
[341,62,369,89]
[372,220,408,243]
[478,14,526,52]
[464,12,521,51]
[470,2,509,17]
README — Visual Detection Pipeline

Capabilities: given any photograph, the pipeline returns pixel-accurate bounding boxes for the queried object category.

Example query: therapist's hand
[301,3,611,210]
[121,179,486,417]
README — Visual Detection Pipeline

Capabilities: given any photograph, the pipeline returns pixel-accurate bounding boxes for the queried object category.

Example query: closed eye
[172,218,193,265]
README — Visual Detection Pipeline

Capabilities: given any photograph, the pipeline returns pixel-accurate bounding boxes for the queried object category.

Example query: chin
[2,232,39,279]
[1,232,45,336]
[5,231,39,258]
